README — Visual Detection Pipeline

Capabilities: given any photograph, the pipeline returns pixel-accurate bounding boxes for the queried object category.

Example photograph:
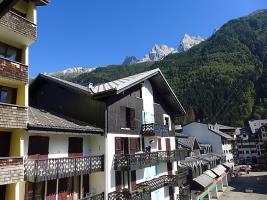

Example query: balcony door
[68,137,83,157]
[0,132,10,157]
[115,137,129,154]
[28,136,49,159]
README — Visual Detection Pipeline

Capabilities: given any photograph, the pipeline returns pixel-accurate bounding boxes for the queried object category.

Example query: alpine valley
[52,10,267,126]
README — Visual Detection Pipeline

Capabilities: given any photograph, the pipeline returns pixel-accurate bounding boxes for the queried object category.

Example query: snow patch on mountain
[178,33,205,52]
[49,67,96,78]
[139,44,175,63]
[123,33,205,64]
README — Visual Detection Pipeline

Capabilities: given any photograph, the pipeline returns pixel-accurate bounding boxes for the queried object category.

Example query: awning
[204,170,217,179]
[222,162,233,170]
[211,165,227,177]
[192,174,214,189]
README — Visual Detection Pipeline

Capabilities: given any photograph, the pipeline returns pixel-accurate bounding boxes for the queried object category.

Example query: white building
[28,69,189,200]
[181,122,234,163]
[248,119,267,134]
[236,127,264,164]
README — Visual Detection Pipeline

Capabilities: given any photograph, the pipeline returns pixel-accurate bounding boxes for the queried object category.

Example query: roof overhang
[31,0,49,6]
[27,128,104,136]
[0,0,19,17]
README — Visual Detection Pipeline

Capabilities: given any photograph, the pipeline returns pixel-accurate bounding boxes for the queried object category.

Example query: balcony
[80,192,105,200]
[108,189,151,200]
[176,168,189,186]
[0,57,28,83]
[0,11,36,45]
[0,103,27,129]
[114,152,159,171]
[137,175,177,192]
[114,149,187,171]
[25,155,104,182]
[141,123,169,137]
[0,157,24,185]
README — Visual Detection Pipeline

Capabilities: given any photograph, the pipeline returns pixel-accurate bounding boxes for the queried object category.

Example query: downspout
[104,102,108,200]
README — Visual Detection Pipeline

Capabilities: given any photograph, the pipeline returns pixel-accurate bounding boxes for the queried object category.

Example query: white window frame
[163,114,171,131]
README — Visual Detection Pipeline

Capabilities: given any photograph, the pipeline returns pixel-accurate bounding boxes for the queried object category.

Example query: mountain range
[122,33,204,64]
[52,9,267,126]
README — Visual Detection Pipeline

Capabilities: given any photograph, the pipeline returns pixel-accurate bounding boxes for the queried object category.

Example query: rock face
[50,67,95,78]
[122,56,139,65]
[123,33,205,64]
[139,44,175,63]
[177,33,205,52]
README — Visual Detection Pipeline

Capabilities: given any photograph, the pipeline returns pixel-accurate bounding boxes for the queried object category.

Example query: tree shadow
[229,174,267,195]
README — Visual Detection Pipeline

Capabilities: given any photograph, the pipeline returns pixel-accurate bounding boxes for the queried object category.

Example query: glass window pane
[0,90,8,103]
[0,44,6,58]
[6,47,17,61]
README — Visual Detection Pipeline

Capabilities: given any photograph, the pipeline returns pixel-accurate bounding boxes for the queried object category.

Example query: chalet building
[181,122,234,163]
[29,69,190,200]
[0,1,47,200]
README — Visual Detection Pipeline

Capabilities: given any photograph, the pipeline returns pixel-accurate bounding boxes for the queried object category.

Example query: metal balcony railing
[141,123,170,137]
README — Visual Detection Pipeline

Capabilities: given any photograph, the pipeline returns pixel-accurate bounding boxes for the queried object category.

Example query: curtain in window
[142,111,155,124]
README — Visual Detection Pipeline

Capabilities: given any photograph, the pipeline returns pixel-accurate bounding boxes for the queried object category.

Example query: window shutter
[131,171,137,191]
[115,138,123,154]
[120,107,126,128]
[115,171,122,192]
[158,138,162,150]
[130,138,136,154]
[130,109,135,129]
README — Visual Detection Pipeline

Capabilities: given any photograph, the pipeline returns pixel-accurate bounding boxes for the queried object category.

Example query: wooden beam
[0,0,20,18]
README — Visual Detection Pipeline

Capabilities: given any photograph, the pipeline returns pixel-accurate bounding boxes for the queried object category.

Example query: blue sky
[30,0,267,76]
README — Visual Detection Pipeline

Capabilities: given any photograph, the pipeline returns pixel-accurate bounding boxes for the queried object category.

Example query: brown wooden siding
[106,86,143,134]
[30,80,105,128]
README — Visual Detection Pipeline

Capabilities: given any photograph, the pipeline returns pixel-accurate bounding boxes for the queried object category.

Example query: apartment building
[181,122,234,163]
[0,1,47,200]
[236,127,264,164]
[28,69,190,200]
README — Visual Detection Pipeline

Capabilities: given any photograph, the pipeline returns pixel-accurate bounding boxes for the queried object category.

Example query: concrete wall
[182,122,223,154]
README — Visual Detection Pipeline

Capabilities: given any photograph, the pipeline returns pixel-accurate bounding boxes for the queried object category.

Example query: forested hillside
[65,10,267,126]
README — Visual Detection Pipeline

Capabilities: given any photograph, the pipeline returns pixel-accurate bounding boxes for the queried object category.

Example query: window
[158,138,162,150]
[163,114,171,131]
[126,107,135,129]
[246,151,250,154]
[0,86,17,104]
[0,42,21,62]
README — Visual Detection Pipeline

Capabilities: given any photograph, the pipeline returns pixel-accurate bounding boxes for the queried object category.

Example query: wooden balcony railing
[137,175,177,192]
[114,149,187,171]
[0,11,36,41]
[25,155,104,182]
[0,57,28,83]
[176,168,190,187]
[108,188,151,200]
[80,192,105,200]
[0,103,27,129]
[108,173,188,200]
[141,123,170,137]
[0,157,24,185]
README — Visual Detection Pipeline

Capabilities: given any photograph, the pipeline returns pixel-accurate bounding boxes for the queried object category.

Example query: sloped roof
[90,68,185,115]
[31,74,91,95]
[208,125,234,140]
[90,69,160,95]
[193,174,214,188]
[177,137,195,149]
[28,107,103,135]
[211,165,227,177]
